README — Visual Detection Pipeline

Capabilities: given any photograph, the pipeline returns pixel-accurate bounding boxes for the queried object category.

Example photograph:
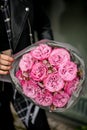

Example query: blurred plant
[76,126,87,130]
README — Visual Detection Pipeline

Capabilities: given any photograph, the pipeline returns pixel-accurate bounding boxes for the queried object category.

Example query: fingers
[0,64,11,71]
[0,53,14,62]
[0,69,9,75]
[0,63,11,75]
[0,53,14,75]
[0,58,12,66]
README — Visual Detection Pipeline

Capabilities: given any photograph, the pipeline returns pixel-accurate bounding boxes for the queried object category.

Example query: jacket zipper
[16,7,33,50]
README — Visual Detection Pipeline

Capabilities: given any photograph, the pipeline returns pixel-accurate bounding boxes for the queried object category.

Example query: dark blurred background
[40,0,87,126]
[42,0,87,60]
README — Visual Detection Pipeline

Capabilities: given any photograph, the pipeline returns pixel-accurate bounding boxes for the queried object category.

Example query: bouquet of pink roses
[10,39,86,112]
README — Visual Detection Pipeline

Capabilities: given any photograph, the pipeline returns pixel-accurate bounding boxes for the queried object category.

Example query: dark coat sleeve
[33,0,54,40]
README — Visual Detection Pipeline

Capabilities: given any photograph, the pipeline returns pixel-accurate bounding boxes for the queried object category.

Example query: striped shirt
[0,0,12,50]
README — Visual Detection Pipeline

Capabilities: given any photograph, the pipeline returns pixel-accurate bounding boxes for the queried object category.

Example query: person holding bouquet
[0,0,53,130]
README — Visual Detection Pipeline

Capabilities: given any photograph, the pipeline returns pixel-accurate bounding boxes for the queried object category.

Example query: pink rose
[30,62,47,81]
[44,73,64,92]
[22,71,29,78]
[35,90,53,106]
[31,44,52,60]
[15,69,29,85]
[59,61,77,81]
[22,80,41,99]
[48,48,70,67]
[16,68,29,80]
[53,91,70,108]
[20,80,26,86]
[15,69,23,81]
[19,52,34,72]
[64,77,79,96]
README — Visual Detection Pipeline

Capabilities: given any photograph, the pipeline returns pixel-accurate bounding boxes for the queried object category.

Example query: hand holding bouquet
[10,40,86,112]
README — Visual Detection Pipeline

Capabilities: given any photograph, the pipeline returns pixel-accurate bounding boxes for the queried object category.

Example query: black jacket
[0,1,53,128]
[9,0,53,53]
[0,0,53,90]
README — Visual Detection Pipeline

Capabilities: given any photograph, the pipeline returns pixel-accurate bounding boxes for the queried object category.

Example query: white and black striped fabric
[0,0,12,49]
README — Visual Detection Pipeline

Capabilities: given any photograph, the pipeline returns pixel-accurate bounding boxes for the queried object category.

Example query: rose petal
[22,80,41,99]
[59,61,77,81]
[44,73,64,92]
[19,52,34,72]
[30,62,47,81]
[53,91,70,107]
[35,90,53,106]
[31,44,52,60]
[48,48,70,67]
[64,77,79,95]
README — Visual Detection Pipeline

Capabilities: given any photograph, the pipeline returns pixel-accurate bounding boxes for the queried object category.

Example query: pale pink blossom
[64,77,79,96]
[53,91,70,108]
[31,44,52,60]
[59,61,77,81]
[44,73,65,92]
[22,80,41,99]
[48,48,70,67]
[35,90,53,106]
[19,52,34,72]
[30,62,47,81]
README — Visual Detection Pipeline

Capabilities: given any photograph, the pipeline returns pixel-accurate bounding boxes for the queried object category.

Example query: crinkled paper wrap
[9,39,86,112]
